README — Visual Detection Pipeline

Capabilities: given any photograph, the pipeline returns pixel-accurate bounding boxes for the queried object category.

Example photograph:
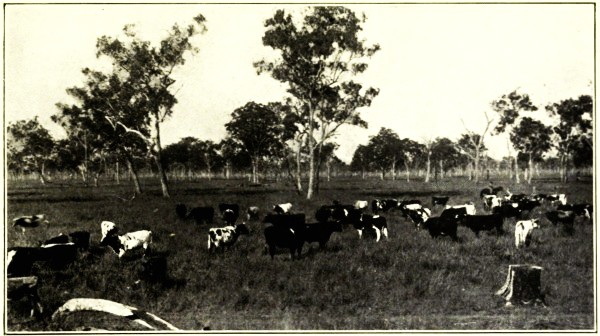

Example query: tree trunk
[514,153,520,184]
[315,142,323,194]
[153,119,170,198]
[251,157,259,184]
[38,162,47,185]
[306,106,316,200]
[125,156,142,195]
[496,264,545,306]
[439,160,444,179]
[391,160,396,181]
[404,163,410,182]
[295,139,303,192]
[425,154,431,183]
[115,161,120,185]
[326,160,331,182]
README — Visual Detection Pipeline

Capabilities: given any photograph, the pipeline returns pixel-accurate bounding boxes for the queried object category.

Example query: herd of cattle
[6,185,593,324]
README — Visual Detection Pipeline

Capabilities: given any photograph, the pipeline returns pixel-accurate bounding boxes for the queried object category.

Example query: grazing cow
[421,216,458,241]
[463,214,504,236]
[263,213,306,228]
[546,194,567,206]
[101,221,118,241]
[492,203,523,219]
[545,210,576,226]
[515,219,539,248]
[101,230,152,258]
[355,214,388,242]
[207,223,250,253]
[482,195,500,211]
[273,203,293,214]
[8,276,43,318]
[302,221,343,249]
[13,215,47,233]
[246,206,260,221]
[218,203,240,225]
[557,203,593,219]
[432,196,450,207]
[188,207,215,225]
[445,202,476,216]
[42,231,91,251]
[372,199,399,213]
[264,225,304,260]
[354,200,369,210]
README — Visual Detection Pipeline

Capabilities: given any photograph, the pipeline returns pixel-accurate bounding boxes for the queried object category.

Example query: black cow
[219,203,240,224]
[263,213,306,228]
[421,217,458,241]
[302,221,343,248]
[557,203,593,219]
[8,244,78,276]
[463,214,504,236]
[440,207,468,222]
[545,210,576,226]
[175,203,187,219]
[188,206,215,225]
[516,199,541,215]
[493,203,523,219]
[42,231,90,251]
[372,199,399,213]
[432,196,450,207]
[264,225,305,260]
[315,205,336,223]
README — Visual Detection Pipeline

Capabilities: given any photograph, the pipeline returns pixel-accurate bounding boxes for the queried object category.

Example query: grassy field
[5,175,595,331]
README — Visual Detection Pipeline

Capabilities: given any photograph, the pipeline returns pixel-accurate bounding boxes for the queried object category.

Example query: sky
[4,3,595,163]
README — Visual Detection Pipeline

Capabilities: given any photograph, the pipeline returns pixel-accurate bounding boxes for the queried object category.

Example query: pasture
[5,176,595,330]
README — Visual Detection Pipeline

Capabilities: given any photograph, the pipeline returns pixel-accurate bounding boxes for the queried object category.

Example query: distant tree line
[6,7,593,199]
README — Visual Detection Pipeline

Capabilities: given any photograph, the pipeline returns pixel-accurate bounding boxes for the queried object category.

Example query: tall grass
[6,176,594,330]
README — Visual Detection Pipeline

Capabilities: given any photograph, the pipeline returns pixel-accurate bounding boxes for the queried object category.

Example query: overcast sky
[4,3,594,163]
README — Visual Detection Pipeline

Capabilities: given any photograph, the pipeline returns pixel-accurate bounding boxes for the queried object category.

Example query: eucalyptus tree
[510,117,553,183]
[95,14,207,197]
[255,6,380,199]
[491,90,538,183]
[364,128,402,180]
[225,102,286,183]
[350,144,370,179]
[398,138,423,182]
[7,117,55,183]
[546,95,593,182]
[430,137,461,179]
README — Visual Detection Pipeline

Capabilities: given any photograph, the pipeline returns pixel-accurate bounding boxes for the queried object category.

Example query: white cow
[515,219,539,248]
[547,194,567,206]
[482,195,500,211]
[445,202,476,215]
[354,200,369,210]
[100,221,118,241]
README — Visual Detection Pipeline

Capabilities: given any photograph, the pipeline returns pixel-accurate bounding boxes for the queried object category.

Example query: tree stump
[496,264,545,306]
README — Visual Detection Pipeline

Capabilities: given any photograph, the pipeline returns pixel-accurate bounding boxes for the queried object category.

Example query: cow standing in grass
[208,224,249,253]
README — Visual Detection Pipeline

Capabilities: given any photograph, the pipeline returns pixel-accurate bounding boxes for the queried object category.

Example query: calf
[445,202,476,215]
[219,203,240,225]
[246,206,260,221]
[302,221,343,248]
[515,219,539,248]
[7,276,43,318]
[263,213,306,229]
[101,230,153,258]
[264,225,304,260]
[463,214,504,236]
[356,214,388,242]
[207,224,250,253]
[432,196,450,207]
[273,202,293,214]
[421,216,458,241]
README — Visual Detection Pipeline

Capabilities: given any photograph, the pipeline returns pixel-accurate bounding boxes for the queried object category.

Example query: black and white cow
[406,207,432,227]
[219,203,240,225]
[515,219,539,248]
[207,223,250,253]
[546,194,567,206]
[355,214,388,242]
[273,203,293,214]
[354,200,369,211]
[432,196,450,207]
[463,214,504,236]
[372,199,399,213]
[302,221,343,249]
[480,185,504,198]
[101,230,153,258]
[8,244,79,275]
[41,231,91,251]
[399,200,425,218]
[13,215,47,233]
[545,210,576,226]
[492,203,523,219]
[557,203,593,219]
[445,202,476,216]
[482,195,500,211]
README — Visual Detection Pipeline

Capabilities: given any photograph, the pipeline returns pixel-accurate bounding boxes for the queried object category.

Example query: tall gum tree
[546,95,593,182]
[255,7,380,199]
[7,117,55,184]
[510,117,553,184]
[491,90,538,184]
[95,14,207,197]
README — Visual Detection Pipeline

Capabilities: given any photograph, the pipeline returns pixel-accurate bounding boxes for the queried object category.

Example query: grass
[5,175,595,331]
